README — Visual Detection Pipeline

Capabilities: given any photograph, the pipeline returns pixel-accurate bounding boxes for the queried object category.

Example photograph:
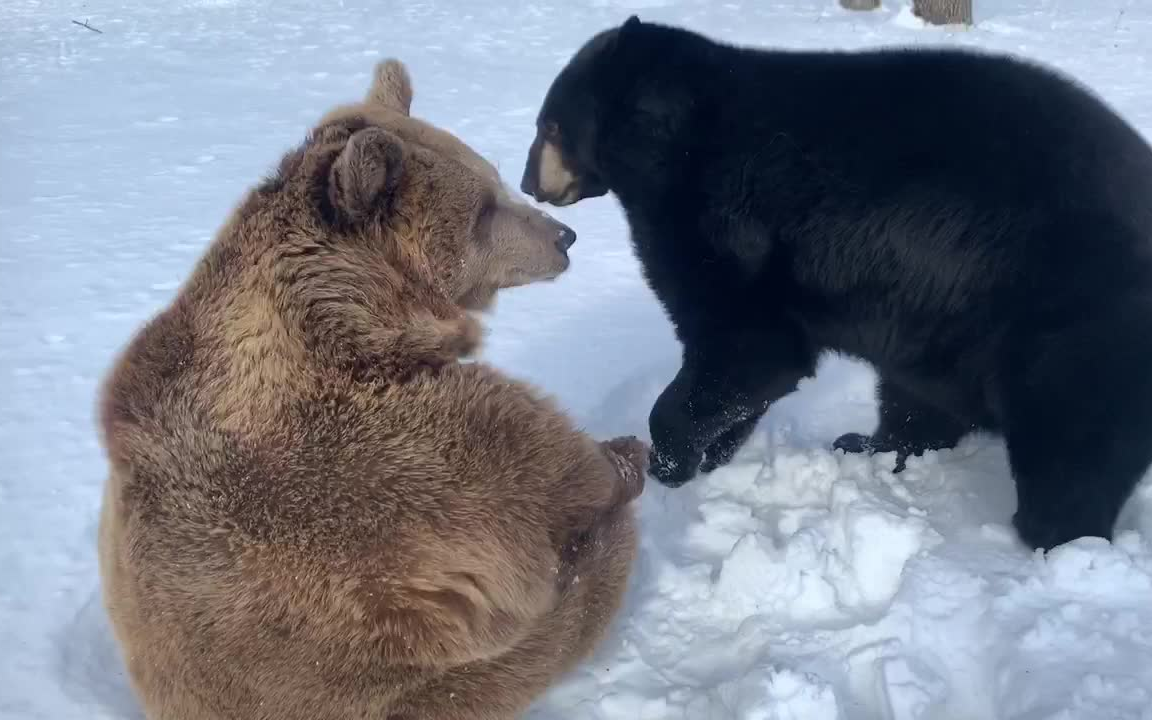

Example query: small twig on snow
[1114,0,1131,31]
[71,18,103,34]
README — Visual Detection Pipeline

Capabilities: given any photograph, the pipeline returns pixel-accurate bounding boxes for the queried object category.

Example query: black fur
[522,17,1152,551]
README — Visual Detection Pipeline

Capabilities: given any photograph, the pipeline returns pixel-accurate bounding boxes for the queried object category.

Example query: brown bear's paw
[600,435,649,503]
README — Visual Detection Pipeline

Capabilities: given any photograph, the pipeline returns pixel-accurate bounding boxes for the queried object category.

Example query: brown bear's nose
[557,224,577,251]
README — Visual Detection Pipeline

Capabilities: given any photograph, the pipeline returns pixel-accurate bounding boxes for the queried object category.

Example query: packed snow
[3,0,1152,719]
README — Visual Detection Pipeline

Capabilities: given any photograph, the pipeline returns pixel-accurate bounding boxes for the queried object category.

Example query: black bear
[519,16,1152,551]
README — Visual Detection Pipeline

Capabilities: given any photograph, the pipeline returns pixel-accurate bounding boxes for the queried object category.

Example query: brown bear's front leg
[550,435,647,597]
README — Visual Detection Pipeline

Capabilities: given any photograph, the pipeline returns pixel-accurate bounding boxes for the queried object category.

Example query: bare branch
[71,18,104,34]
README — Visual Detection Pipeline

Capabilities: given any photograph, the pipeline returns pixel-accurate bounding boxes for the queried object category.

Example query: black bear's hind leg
[1002,302,1152,550]
[833,378,971,472]
[1005,390,1152,550]
[1006,431,1142,551]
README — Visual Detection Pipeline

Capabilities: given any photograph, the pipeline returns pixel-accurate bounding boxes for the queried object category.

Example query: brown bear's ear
[329,127,404,223]
[367,58,413,116]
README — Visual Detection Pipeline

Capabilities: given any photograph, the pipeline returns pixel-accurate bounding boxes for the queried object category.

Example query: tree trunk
[839,0,881,9]
[913,0,973,25]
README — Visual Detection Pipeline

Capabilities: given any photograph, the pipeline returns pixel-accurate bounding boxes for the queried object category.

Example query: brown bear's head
[299,59,577,308]
[210,59,578,377]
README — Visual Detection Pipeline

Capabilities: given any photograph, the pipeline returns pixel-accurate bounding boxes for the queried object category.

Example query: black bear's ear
[601,14,641,61]
[328,127,404,223]
[617,14,642,44]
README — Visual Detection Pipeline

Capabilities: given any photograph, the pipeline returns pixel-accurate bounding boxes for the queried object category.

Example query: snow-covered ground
[3,0,1152,718]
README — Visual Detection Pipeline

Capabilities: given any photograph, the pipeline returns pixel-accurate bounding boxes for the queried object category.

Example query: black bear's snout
[520,137,542,199]
[519,171,537,199]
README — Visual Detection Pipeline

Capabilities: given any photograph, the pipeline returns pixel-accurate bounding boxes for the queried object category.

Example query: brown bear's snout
[532,207,576,258]
[482,200,576,289]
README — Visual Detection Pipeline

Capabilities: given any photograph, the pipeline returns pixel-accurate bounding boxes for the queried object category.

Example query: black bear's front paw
[647,447,700,488]
[700,437,741,474]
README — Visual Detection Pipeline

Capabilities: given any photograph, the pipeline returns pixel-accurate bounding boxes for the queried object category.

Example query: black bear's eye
[543,121,560,139]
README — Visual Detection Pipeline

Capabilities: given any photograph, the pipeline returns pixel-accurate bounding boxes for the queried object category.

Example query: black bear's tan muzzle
[520,134,585,206]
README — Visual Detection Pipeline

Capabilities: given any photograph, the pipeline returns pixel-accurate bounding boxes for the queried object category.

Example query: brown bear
[96,57,646,720]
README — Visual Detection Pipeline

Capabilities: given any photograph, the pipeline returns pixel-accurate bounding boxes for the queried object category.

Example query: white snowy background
[4,0,1152,718]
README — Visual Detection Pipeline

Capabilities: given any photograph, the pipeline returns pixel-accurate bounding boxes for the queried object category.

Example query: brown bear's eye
[477,189,498,216]
[473,195,497,239]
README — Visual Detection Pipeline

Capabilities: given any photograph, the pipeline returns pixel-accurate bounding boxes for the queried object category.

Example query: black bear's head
[519,15,701,207]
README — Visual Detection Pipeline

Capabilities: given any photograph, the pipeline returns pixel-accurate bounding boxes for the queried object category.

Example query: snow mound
[527,369,1152,720]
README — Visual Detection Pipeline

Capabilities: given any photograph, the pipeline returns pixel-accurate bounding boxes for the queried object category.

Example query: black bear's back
[609,24,1152,365]
[692,44,1152,224]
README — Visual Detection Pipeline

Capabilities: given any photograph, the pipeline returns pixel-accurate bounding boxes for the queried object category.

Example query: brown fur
[96,58,645,720]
